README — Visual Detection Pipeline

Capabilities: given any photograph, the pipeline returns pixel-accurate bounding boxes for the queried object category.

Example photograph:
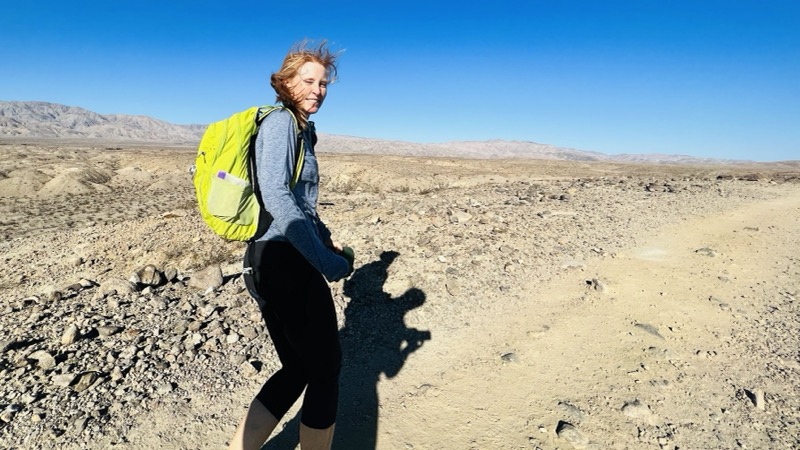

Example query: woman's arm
[254,110,349,281]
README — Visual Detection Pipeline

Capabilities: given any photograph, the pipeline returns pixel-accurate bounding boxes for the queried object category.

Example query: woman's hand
[325,238,343,253]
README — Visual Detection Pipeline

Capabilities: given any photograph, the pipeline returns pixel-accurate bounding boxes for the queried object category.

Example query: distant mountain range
[0,101,205,144]
[0,100,762,164]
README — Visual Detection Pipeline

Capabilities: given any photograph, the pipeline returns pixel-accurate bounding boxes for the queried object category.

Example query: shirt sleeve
[254,109,349,281]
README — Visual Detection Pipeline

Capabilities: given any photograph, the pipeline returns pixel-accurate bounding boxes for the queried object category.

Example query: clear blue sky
[2,1,798,161]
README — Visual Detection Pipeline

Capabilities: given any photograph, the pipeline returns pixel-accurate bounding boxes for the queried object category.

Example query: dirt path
[6,146,797,450]
[373,187,800,449]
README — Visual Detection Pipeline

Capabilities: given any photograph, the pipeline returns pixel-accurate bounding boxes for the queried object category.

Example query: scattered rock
[556,420,589,449]
[28,350,57,370]
[130,264,164,286]
[188,265,224,291]
[500,352,518,363]
[163,266,179,282]
[95,278,137,299]
[633,323,664,340]
[241,360,260,378]
[156,382,175,395]
[61,324,79,345]
[96,325,123,338]
[586,278,607,292]
[558,401,586,422]
[51,373,77,387]
[73,372,98,392]
[744,388,766,410]
[1,404,22,423]
[695,247,717,257]
[621,399,658,425]
[445,277,462,296]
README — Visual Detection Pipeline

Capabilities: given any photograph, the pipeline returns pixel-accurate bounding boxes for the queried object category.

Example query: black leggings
[244,240,341,429]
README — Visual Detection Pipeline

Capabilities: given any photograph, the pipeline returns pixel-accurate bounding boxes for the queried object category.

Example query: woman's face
[287,61,328,115]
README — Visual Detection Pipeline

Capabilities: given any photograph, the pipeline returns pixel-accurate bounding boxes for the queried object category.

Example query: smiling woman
[269,41,338,129]
[226,40,351,450]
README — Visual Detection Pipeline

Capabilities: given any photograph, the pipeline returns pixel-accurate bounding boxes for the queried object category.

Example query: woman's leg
[229,241,308,449]
[237,242,342,448]
[295,271,341,430]
[254,303,310,418]
[300,422,335,450]
[227,398,279,450]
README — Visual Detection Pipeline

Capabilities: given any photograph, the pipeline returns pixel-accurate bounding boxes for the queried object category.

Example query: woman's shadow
[263,250,431,450]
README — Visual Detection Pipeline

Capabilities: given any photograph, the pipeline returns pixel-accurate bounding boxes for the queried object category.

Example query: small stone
[20,392,39,404]
[190,333,203,347]
[69,256,84,267]
[695,247,717,257]
[96,325,123,338]
[633,323,664,340]
[94,278,137,299]
[445,278,461,296]
[451,211,472,223]
[163,267,178,282]
[1,405,21,423]
[173,321,189,335]
[64,283,83,293]
[110,366,124,381]
[240,326,258,340]
[28,350,57,370]
[51,373,76,387]
[120,328,141,341]
[241,360,260,378]
[621,400,657,425]
[555,421,589,448]
[199,304,217,318]
[587,278,607,292]
[73,372,98,392]
[61,324,79,345]
[72,416,88,433]
[156,382,175,395]
[501,352,518,363]
[754,390,766,410]
[745,388,766,410]
[42,285,62,302]
[131,264,164,286]
[188,265,224,291]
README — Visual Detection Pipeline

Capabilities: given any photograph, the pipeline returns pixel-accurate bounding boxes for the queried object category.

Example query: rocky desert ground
[0,140,798,450]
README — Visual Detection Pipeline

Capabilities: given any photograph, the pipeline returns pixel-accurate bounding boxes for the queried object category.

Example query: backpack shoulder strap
[249,106,307,240]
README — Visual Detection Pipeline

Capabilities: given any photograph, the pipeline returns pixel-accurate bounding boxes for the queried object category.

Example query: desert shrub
[325,178,362,194]
[419,182,450,195]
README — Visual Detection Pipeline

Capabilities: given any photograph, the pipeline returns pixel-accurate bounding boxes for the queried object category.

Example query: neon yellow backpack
[193,106,305,241]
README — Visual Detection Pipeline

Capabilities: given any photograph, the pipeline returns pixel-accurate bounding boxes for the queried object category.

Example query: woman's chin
[303,102,321,115]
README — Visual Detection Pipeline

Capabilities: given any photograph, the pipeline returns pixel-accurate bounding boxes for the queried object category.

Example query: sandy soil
[0,141,798,450]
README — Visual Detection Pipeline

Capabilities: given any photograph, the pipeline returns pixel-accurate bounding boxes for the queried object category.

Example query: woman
[229,41,352,450]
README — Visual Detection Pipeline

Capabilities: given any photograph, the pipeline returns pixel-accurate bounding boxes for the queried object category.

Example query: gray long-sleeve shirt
[253,108,349,281]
